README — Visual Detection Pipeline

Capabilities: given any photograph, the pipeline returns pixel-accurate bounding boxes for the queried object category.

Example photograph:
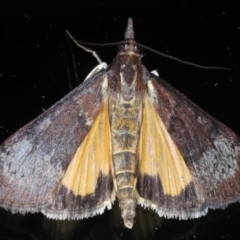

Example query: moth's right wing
[137,75,240,220]
[0,71,114,220]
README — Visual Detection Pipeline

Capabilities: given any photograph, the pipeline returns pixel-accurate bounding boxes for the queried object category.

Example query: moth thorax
[119,199,136,229]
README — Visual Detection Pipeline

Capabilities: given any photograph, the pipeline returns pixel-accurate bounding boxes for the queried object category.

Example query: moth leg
[84,62,108,81]
[66,30,103,63]
[150,70,159,77]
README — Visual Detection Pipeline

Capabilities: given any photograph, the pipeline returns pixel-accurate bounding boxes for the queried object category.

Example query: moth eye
[134,46,138,51]
[118,44,125,51]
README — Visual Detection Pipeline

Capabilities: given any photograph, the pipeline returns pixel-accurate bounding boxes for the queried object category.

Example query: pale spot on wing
[195,137,238,190]
[101,77,109,98]
[79,110,93,127]
[2,139,33,172]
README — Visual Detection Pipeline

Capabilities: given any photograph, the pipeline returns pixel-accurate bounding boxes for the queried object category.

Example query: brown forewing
[0,71,113,218]
[137,74,240,218]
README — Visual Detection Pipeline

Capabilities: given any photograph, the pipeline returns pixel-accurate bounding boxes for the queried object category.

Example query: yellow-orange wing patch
[61,100,112,197]
[138,95,192,196]
[137,94,193,216]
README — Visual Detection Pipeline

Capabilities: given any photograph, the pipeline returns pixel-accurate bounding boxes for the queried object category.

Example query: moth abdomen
[112,152,138,194]
[112,151,138,229]
[119,198,136,229]
[113,152,137,229]
[111,100,142,228]
[114,153,137,192]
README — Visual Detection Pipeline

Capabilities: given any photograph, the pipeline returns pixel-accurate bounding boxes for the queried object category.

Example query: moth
[0,18,240,229]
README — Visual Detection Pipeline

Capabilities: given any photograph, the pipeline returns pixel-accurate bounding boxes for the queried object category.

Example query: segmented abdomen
[110,98,142,228]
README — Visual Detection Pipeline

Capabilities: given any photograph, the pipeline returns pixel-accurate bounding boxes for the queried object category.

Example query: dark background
[0,0,240,239]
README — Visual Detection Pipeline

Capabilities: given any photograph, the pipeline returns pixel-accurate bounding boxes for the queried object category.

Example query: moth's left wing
[137,75,240,219]
[0,71,114,220]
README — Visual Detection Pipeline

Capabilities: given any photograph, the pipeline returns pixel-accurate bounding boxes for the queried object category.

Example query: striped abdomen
[110,98,142,228]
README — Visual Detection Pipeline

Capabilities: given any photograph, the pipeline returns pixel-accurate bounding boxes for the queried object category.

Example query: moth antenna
[67,20,229,71]
[66,30,102,64]
[70,40,125,47]
[68,17,135,46]
[137,43,230,71]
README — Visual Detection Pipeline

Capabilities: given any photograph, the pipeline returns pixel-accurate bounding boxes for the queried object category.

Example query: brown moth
[0,18,240,229]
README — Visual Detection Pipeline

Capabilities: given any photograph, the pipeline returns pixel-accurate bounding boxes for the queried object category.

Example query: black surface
[0,1,240,239]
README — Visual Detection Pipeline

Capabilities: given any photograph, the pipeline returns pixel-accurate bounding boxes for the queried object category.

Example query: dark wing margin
[137,75,240,219]
[0,71,114,219]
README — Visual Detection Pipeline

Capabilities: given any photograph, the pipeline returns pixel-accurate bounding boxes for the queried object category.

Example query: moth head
[117,41,142,54]
[116,18,139,55]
